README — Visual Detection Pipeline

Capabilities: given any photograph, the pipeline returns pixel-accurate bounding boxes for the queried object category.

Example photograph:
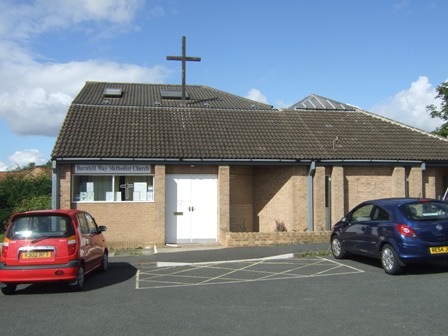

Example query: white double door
[166,174,218,244]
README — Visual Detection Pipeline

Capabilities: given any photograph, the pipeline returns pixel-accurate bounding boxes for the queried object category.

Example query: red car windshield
[400,201,448,221]
[6,215,75,240]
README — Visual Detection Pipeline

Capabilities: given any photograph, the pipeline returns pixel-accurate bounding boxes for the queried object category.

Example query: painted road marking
[136,256,364,290]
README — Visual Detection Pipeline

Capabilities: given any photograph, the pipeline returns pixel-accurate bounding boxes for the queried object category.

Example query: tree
[13,195,52,214]
[0,166,51,232]
[427,81,448,137]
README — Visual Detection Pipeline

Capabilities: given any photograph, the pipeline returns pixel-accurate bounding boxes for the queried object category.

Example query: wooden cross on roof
[166,36,201,101]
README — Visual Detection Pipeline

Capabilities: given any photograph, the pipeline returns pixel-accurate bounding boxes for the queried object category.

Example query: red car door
[84,212,104,268]
[76,212,99,273]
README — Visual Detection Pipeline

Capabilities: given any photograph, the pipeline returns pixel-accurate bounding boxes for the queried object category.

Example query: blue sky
[0,0,447,170]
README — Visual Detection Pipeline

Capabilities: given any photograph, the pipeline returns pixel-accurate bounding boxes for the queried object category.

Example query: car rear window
[6,215,75,240]
[400,202,448,221]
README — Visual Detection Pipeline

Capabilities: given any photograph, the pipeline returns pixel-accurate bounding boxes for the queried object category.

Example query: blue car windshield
[400,202,448,221]
[7,215,75,240]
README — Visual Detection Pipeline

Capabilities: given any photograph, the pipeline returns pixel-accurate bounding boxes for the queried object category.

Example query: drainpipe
[51,160,59,209]
[307,161,316,231]
[421,162,426,198]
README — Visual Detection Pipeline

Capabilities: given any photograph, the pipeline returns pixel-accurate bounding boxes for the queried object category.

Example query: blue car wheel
[331,236,346,259]
[381,244,402,275]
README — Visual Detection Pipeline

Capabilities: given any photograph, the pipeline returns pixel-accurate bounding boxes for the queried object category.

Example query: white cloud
[0,0,147,39]
[0,0,169,170]
[246,89,268,104]
[7,149,46,169]
[0,55,171,136]
[0,162,9,171]
[370,76,442,132]
[0,0,171,137]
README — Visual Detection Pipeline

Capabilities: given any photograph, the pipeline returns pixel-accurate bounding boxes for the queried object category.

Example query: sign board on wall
[74,165,152,174]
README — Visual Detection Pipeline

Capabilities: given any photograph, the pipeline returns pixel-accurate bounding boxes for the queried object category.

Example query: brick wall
[253,166,308,233]
[56,162,448,248]
[153,165,166,244]
[313,166,326,231]
[331,166,345,224]
[344,166,395,210]
[431,167,448,199]
[408,166,423,198]
[59,164,72,209]
[57,163,165,248]
[218,166,230,242]
[223,231,330,247]
[75,202,156,248]
[230,166,253,232]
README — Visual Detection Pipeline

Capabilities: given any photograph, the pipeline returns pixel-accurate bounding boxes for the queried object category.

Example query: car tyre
[1,283,17,295]
[381,244,402,275]
[70,265,85,291]
[100,251,108,272]
[331,235,346,259]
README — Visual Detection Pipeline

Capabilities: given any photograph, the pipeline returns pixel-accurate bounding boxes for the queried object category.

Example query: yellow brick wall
[313,166,326,231]
[392,166,406,197]
[74,202,156,248]
[57,163,164,247]
[218,166,230,245]
[253,166,308,233]
[331,166,345,223]
[408,166,423,198]
[431,167,448,199]
[59,164,72,209]
[229,166,253,232]
[56,162,448,248]
[344,166,395,210]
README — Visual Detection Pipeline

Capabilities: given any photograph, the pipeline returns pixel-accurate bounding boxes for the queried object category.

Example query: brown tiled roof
[72,82,273,110]
[52,83,448,163]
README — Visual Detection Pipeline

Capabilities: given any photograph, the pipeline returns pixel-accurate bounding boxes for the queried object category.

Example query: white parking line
[156,253,295,267]
[135,256,364,290]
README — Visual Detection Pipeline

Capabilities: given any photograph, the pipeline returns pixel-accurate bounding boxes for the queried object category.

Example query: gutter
[53,157,440,166]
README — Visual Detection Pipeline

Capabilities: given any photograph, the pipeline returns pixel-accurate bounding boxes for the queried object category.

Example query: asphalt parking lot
[2,244,448,336]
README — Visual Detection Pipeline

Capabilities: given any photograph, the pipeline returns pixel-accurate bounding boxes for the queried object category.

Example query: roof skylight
[161,90,189,100]
[103,88,123,97]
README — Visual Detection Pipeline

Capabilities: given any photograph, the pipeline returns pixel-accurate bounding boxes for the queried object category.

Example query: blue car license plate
[430,246,448,254]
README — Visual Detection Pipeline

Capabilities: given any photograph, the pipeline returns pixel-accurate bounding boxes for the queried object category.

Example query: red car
[0,209,108,295]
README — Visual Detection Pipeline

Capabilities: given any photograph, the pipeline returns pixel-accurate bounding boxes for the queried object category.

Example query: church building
[50,37,448,248]
[51,81,448,248]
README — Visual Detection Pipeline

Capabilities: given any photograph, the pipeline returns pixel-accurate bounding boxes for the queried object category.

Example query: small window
[77,213,90,234]
[85,213,98,234]
[73,175,154,203]
[372,206,389,221]
[160,90,189,99]
[351,204,374,222]
[103,88,123,97]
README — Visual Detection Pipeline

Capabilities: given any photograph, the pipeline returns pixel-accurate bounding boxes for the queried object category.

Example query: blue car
[330,198,448,275]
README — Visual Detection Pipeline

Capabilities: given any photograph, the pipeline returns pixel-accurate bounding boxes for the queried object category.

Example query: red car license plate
[22,251,52,259]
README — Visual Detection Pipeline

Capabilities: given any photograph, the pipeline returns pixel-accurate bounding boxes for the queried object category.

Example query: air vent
[154,101,162,107]
[103,88,123,97]
[161,90,189,100]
